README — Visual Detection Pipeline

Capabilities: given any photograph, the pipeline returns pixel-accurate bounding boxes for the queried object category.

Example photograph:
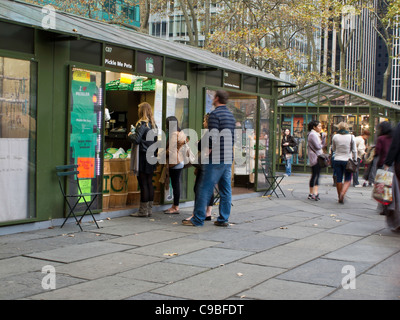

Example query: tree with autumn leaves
[22,0,400,91]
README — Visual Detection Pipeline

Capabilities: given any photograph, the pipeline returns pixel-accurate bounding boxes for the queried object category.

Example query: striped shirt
[206,105,236,163]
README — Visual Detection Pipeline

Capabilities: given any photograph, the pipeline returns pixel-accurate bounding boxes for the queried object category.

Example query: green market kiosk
[0,0,293,229]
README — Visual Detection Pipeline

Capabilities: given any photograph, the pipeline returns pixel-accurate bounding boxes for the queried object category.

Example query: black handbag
[346,136,357,173]
[318,153,331,168]
[346,158,358,173]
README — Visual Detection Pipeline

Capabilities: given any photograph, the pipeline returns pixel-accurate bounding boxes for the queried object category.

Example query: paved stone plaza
[0,174,399,300]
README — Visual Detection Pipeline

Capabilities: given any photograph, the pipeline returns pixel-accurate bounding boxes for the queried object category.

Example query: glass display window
[0,57,37,222]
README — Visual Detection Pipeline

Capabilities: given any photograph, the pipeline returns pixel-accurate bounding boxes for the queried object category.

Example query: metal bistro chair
[56,164,101,231]
[260,158,286,198]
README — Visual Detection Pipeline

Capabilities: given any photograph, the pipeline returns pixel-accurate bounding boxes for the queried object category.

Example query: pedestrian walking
[307,120,327,201]
[332,122,357,204]
[375,121,393,170]
[353,129,370,187]
[128,102,158,217]
[182,90,235,227]
[163,116,186,214]
[383,122,400,231]
[281,128,297,177]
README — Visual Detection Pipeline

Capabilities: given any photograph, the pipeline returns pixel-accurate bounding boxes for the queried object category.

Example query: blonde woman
[332,122,357,204]
[128,102,158,217]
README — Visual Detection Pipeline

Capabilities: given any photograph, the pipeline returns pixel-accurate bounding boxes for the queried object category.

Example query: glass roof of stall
[279,81,400,110]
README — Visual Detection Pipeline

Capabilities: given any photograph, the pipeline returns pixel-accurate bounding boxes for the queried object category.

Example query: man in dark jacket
[182,90,235,227]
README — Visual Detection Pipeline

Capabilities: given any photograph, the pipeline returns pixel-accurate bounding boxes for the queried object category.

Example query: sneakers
[354,184,362,188]
[308,194,320,201]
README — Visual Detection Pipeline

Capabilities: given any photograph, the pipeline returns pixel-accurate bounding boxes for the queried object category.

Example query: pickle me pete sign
[104,45,134,71]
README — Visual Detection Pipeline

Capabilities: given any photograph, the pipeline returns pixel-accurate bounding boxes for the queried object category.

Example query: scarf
[337,129,349,135]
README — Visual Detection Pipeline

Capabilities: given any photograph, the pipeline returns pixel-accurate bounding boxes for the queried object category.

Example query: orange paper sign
[77,157,95,179]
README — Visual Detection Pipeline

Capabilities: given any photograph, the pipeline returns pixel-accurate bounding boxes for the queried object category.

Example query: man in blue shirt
[183,90,235,227]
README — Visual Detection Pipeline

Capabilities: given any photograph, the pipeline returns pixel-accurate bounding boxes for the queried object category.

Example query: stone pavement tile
[126,292,186,300]
[324,274,400,300]
[215,233,293,252]
[165,247,253,268]
[25,242,134,263]
[87,221,166,236]
[28,275,162,300]
[268,211,321,223]
[188,228,257,242]
[367,252,400,278]
[293,215,351,229]
[0,231,47,244]
[152,262,285,300]
[260,225,324,240]
[0,232,119,260]
[239,278,334,300]
[118,261,207,284]
[229,210,282,223]
[0,237,61,260]
[324,242,399,263]
[55,252,162,280]
[0,271,85,300]
[327,221,386,236]
[0,256,61,279]
[127,238,219,258]
[276,258,372,288]
[107,230,188,246]
[357,234,400,248]
[240,245,325,269]
[285,232,361,253]
[232,218,288,232]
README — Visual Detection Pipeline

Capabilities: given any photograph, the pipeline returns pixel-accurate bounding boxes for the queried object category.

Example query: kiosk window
[0,57,37,222]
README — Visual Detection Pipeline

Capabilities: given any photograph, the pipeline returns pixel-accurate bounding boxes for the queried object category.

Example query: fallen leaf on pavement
[163,253,178,257]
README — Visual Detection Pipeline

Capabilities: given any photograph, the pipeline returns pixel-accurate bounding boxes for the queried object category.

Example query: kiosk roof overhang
[0,0,295,88]
[278,81,400,110]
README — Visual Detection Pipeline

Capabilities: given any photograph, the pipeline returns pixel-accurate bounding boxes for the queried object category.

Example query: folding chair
[260,158,286,198]
[56,164,101,231]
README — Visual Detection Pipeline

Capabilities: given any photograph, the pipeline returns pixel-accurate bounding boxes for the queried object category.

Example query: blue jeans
[191,163,232,226]
[334,160,352,183]
[285,155,292,176]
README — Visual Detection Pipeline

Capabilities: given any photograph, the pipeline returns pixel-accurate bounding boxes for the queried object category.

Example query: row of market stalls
[277,81,400,173]
[1,0,399,228]
[0,0,293,227]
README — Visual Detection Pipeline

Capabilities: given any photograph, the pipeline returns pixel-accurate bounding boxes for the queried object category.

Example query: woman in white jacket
[332,122,357,203]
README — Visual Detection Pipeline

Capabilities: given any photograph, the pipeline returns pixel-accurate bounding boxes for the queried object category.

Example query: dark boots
[130,202,148,217]
[130,201,153,217]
